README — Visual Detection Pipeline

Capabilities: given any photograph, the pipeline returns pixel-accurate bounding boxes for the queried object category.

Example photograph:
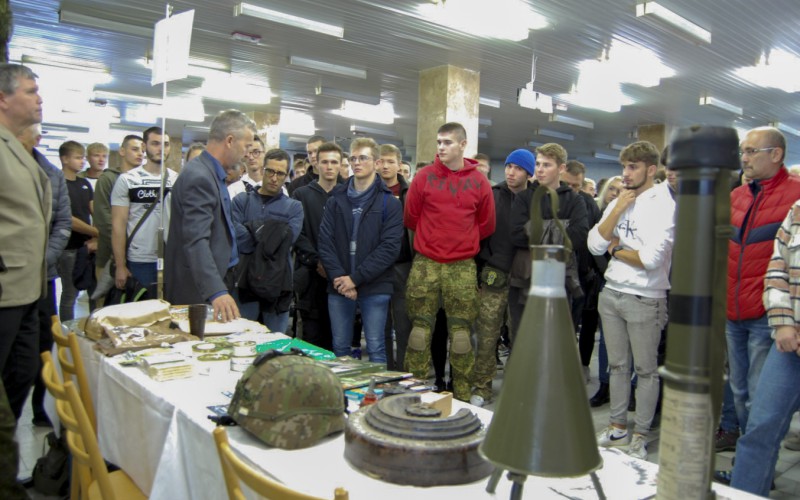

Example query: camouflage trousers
[471,284,509,401]
[404,255,477,401]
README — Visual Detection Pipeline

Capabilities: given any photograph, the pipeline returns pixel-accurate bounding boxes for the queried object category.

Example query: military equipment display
[480,186,605,500]
[344,393,493,486]
[657,126,739,500]
[228,351,345,450]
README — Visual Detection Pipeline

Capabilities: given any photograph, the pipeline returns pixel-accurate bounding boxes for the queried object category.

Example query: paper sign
[151,9,195,85]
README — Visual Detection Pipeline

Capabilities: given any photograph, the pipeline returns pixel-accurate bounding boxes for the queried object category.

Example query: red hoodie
[404,156,495,263]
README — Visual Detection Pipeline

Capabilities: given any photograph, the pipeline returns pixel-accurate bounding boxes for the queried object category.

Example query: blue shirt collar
[203,150,227,183]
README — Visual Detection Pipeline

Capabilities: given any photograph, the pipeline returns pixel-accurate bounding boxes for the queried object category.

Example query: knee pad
[407,326,428,351]
[451,329,472,354]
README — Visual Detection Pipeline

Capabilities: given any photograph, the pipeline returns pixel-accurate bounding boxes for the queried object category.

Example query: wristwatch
[611,245,624,258]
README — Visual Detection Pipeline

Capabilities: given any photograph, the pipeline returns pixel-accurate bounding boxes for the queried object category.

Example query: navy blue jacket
[318,176,403,297]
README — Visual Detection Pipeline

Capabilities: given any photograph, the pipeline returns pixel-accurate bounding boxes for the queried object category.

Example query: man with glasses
[228,136,265,199]
[403,122,496,401]
[716,127,800,472]
[232,149,303,333]
[318,138,403,362]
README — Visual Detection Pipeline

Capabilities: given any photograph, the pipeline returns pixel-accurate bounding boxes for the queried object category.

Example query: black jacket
[510,181,589,253]
[287,168,318,197]
[478,181,519,273]
[393,174,414,264]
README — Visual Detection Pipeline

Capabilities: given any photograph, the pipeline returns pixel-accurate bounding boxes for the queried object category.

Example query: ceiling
[9,0,800,169]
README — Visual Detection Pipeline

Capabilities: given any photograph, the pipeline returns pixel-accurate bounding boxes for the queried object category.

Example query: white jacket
[588,183,675,298]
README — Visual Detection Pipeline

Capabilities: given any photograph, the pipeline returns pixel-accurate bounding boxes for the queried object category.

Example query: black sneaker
[715,428,739,452]
[590,383,610,407]
[434,378,447,393]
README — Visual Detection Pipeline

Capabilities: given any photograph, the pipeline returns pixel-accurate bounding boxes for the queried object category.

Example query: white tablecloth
[63,332,760,500]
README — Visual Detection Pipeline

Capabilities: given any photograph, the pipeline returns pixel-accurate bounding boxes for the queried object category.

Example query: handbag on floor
[32,430,70,496]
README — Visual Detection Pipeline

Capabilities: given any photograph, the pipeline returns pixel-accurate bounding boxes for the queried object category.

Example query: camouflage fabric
[229,353,345,450]
[404,255,477,401]
[471,285,509,401]
[0,380,26,499]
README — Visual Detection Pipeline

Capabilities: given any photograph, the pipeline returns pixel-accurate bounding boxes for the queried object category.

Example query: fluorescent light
[286,136,309,144]
[535,129,574,141]
[333,100,395,125]
[59,9,153,38]
[770,122,800,137]
[316,86,380,105]
[528,141,545,148]
[478,131,489,140]
[417,0,548,41]
[699,96,743,116]
[478,118,492,127]
[350,125,397,138]
[234,3,343,38]
[479,97,501,108]
[22,54,109,74]
[289,56,366,79]
[635,2,711,44]
[593,152,619,162]
[608,143,626,151]
[549,114,594,129]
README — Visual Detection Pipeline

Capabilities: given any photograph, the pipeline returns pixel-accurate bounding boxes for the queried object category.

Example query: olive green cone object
[479,245,602,478]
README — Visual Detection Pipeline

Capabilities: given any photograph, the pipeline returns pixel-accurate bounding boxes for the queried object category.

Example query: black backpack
[242,219,293,302]
[32,431,70,496]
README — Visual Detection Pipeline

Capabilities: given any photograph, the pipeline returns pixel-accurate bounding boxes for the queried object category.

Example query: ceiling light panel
[699,96,743,115]
[234,3,344,38]
[635,1,711,44]
[59,9,153,38]
[479,97,501,108]
[535,129,574,141]
[289,56,366,79]
[333,100,395,125]
[549,114,594,129]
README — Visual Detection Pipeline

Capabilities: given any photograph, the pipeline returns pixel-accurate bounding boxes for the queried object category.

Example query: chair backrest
[41,352,119,500]
[212,427,349,500]
[51,315,97,430]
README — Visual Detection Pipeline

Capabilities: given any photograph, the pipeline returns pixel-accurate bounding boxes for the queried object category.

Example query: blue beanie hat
[505,149,535,176]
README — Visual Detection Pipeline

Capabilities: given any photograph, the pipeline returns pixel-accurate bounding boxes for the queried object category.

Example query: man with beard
[111,126,174,294]
[589,141,675,461]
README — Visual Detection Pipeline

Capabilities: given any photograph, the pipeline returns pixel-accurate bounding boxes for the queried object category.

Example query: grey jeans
[598,288,667,435]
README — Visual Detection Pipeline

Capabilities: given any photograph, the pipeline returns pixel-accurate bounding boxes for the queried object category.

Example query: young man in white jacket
[587,141,676,460]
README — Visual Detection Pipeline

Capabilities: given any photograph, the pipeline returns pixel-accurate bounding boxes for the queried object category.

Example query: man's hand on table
[212,294,240,323]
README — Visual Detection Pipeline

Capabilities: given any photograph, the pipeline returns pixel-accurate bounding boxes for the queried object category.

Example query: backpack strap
[529,185,572,252]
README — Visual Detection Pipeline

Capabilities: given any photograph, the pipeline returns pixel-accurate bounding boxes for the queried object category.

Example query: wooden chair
[51,315,97,430]
[41,351,146,500]
[213,427,349,500]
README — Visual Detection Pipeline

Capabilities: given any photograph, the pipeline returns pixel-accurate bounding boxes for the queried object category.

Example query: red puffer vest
[728,167,800,320]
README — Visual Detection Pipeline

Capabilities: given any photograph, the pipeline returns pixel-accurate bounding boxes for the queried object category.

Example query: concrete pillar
[247,111,281,150]
[416,65,480,164]
[637,124,669,153]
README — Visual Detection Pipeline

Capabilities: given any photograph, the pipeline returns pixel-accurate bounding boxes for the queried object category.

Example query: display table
[60,329,759,500]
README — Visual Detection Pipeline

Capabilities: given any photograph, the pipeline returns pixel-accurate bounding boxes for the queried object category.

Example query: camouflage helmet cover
[228,353,345,450]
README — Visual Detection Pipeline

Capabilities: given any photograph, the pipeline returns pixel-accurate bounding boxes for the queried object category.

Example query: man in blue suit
[165,110,257,322]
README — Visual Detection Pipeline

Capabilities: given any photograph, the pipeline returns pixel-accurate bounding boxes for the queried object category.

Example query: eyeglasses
[264,168,287,179]
[248,150,264,157]
[348,155,373,164]
[739,147,776,158]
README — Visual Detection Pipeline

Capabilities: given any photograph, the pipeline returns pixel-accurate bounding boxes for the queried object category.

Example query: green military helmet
[228,351,345,450]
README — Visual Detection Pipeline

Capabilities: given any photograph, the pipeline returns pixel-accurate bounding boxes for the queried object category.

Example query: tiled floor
[13,292,800,498]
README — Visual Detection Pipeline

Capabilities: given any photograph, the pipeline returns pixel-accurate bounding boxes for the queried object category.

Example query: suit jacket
[0,124,52,306]
[165,152,234,304]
